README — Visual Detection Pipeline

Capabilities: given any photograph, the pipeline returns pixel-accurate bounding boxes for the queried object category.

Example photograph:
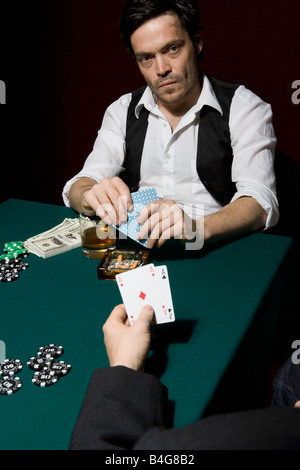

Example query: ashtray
[97,249,149,280]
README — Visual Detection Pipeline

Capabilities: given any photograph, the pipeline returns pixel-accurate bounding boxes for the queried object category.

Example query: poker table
[0,198,296,450]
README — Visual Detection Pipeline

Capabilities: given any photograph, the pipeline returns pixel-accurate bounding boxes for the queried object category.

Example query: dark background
[1,0,299,206]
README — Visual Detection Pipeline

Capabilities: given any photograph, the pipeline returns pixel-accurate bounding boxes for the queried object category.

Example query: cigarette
[129,260,138,269]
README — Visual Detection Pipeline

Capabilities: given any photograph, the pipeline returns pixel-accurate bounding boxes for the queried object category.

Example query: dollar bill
[24,218,81,258]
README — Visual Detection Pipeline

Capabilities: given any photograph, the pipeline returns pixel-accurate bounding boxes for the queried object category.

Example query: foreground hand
[136,200,197,248]
[102,304,154,371]
[83,177,133,225]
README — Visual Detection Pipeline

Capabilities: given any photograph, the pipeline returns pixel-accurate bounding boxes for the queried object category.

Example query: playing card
[116,263,174,325]
[154,265,175,323]
[114,188,158,247]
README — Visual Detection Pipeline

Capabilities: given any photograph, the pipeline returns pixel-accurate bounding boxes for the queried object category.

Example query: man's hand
[136,200,197,249]
[83,177,133,225]
[103,304,154,371]
[69,176,133,224]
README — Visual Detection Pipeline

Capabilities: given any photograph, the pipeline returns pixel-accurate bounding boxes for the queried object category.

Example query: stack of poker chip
[0,241,29,283]
[27,344,71,387]
[0,359,23,395]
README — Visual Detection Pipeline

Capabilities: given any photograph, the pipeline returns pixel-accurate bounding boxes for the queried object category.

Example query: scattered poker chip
[32,369,59,387]
[0,359,23,377]
[50,361,71,377]
[0,376,22,395]
[27,356,54,371]
[0,270,19,282]
[38,344,64,359]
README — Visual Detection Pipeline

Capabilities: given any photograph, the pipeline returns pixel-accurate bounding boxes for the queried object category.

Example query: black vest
[122,75,239,206]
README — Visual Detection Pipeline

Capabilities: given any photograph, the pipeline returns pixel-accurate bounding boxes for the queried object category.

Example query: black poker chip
[32,369,59,387]
[27,356,54,371]
[0,259,16,269]
[0,264,16,272]
[38,344,64,359]
[0,376,22,395]
[10,260,28,272]
[50,361,71,377]
[0,270,19,282]
[0,359,23,377]
[0,260,28,272]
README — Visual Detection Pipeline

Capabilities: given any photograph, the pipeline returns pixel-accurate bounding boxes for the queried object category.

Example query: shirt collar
[197,74,223,115]
[134,73,223,118]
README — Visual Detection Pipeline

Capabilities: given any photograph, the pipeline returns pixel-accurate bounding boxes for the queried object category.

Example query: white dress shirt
[62,74,279,228]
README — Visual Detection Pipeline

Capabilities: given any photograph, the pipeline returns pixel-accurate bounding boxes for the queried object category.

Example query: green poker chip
[4,241,24,252]
[0,249,28,260]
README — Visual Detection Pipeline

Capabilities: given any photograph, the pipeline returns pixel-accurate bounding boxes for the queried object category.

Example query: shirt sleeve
[62,93,131,206]
[229,86,279,229]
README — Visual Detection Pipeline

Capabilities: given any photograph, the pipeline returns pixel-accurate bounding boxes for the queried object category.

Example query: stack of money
[24,219,81,259]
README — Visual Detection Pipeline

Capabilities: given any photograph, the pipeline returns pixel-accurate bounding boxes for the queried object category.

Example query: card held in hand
[114,188,158,247]
[116,263,175,325]
[154,265,175,323]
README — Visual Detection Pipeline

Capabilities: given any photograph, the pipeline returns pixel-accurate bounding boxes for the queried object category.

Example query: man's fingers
[137,211,160,240]
[135,305,154,326]
[105,304,127,326]
[86,177,132,225]
[83,190,102,215]
[137,201,160,225]
[101,178,131,224]
[137,201,184,247]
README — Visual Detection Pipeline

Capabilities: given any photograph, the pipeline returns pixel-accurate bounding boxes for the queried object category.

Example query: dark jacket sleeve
[69,366,168,450]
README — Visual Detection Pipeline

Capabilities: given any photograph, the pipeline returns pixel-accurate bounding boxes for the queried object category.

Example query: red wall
[1,0,299,205]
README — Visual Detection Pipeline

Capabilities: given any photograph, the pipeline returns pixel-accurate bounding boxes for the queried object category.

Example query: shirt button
[163,122,168,127]
[164,154,171,160]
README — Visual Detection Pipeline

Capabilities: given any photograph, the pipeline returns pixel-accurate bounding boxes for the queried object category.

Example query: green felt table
[0,199,295,450]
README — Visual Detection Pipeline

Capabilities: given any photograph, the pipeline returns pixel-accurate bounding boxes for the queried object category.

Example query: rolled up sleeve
[230,86,279,230]
[62,93,131,206]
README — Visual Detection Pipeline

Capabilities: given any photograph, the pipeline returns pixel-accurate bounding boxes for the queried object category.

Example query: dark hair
[120,0,202,57]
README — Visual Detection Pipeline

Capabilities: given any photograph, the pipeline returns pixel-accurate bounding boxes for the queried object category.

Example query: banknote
[24,218,81,258]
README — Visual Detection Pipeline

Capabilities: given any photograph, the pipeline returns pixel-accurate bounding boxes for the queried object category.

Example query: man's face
[130,12,203,109]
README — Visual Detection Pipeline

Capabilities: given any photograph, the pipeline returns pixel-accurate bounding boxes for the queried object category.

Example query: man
[69,304,300,450]
[63,0,279,249]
